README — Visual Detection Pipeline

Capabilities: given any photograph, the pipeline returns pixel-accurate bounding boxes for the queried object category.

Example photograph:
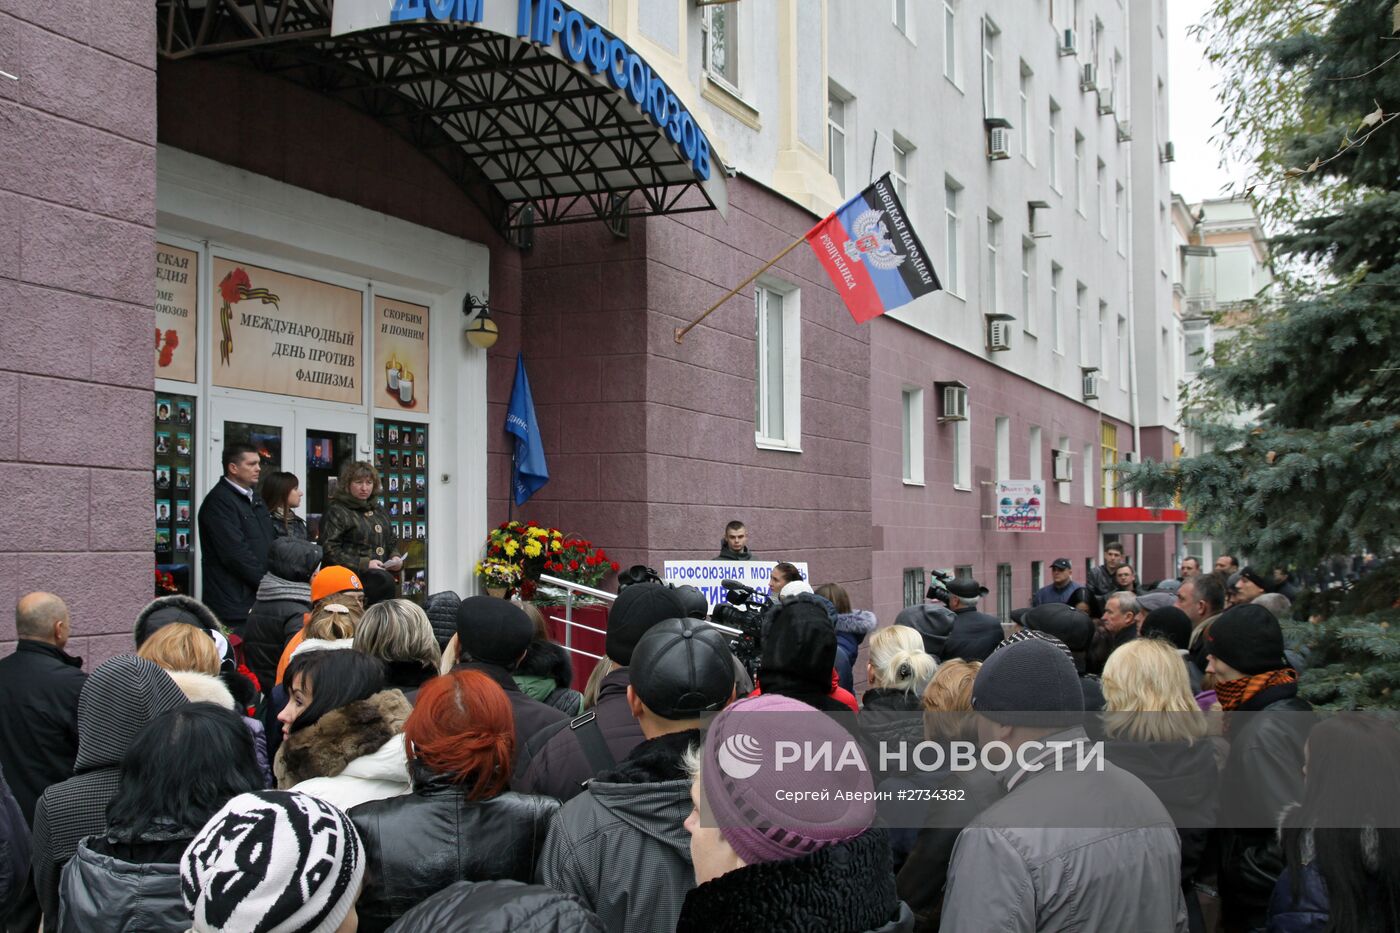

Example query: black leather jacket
[349,764,560,933]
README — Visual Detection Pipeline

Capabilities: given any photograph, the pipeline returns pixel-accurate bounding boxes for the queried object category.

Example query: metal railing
[536,572,743,662]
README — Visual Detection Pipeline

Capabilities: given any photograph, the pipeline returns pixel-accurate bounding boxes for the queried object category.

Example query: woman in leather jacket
[348,669,560,933]
[319,460,400,575]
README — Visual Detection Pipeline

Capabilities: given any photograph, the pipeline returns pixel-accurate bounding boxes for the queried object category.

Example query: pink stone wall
[0,1,157,659]
[869,319,1137,627]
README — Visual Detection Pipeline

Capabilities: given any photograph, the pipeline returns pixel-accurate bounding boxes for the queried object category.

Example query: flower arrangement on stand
[481,520,619,602]
[474,558,522,597]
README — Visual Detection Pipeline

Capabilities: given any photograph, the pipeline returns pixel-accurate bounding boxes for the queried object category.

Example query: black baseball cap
[947,577,988,599]
[628,618,736,719]
[1051,557,1073,570]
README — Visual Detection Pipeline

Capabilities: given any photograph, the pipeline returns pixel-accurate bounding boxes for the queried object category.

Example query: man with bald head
[0,594,84,930]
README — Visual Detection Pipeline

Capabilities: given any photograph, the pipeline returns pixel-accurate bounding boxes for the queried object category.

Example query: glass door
[207,399,295,501]
[298,413,369,543]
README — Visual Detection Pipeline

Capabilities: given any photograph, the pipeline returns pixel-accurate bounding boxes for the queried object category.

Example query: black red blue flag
[805,173,941,323]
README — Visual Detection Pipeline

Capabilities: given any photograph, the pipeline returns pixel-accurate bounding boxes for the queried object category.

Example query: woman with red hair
[347,670,561,933]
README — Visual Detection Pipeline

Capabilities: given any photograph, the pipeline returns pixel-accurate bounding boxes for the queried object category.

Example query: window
[953,416,971,490]
[1073,132,1085,215]
[903,568,926,607]
[1020,238,1035,331]
[892,136,912,205]
[893,0,909,35]
[1031,560,1045,594]
[1112,51,1124,116]
[1018,63,1034,163]
[995,416,1010,481]
[1098,301,1110,373]
[943,2,957,82]
[996,564,1013,623]
[1084,442,1096,506]
[981,17,999,116]
[902,388,925,484]
[1057,435,1071,504]
[1183,319,1209,374]
[1100,423,1118,507]
[1092,18,1104,72]
[755,283,801,449]
[701,4,738,90]
[1049,263,1063,352]
[1028,425,1043,481]
[944,178,962,296]
[827,91,847,197]
[985,211,1002,313]
[1075,283,1088,363]
[1096,160,1107,237]
[1117,313,1129,388]
[1115,181,1125,254]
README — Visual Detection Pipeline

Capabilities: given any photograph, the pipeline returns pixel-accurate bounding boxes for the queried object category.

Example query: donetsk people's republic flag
[805,173,941,324]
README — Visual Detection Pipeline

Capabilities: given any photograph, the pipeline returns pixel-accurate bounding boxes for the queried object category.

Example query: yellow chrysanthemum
[523,540,543,558]
[503,539,519,557]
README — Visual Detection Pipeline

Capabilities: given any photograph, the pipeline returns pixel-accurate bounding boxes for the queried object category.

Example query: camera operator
[893,575,958,658]
[941,576,1004,662]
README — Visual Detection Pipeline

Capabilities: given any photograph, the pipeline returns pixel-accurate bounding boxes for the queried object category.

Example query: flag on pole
[505,353,549,506]
[805,172,941,324]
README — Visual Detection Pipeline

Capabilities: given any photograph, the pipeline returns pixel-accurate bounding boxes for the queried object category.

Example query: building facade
[1,0,1181,658]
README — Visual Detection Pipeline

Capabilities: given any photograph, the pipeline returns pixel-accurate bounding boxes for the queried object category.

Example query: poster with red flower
[155,243,198,383]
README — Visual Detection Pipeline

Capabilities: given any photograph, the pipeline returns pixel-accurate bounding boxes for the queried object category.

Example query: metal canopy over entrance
[156,0,728,238]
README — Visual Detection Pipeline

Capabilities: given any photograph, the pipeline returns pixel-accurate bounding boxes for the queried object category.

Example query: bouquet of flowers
[482,520,619,598]
[541,536,620,590]
[474,558,522,591]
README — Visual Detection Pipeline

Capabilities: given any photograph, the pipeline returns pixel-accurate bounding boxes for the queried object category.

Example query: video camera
[925,569,952,605]
[710,578,771,676]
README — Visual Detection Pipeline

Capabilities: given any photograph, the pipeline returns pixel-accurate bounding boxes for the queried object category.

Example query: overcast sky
[1167,0,1249,204]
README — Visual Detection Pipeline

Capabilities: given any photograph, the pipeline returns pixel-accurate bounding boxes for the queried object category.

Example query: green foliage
[1127,0,1400,708]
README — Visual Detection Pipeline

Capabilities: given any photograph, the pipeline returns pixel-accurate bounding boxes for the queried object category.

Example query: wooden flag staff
[674,231,808,344]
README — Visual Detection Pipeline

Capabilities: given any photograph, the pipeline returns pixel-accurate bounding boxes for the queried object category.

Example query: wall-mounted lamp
[462,292,499,350]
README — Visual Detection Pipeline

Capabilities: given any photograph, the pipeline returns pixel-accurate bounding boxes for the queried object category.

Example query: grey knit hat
[972,637,1084,725]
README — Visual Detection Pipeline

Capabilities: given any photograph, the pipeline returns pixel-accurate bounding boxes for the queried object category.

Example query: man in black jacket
[452,597,567,781]
[714,520,754,560]
[519,583,689,801]
[196,443,276,630]
[941,578,1003,662]
[0,593,84,932]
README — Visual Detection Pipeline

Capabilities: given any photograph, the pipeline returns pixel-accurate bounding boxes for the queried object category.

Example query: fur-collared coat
[274,689,414,812]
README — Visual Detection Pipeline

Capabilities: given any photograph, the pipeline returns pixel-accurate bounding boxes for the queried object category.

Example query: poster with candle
[374,297,430,413]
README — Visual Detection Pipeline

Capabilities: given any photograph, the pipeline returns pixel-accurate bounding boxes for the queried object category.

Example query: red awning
[1096,507,1188,535]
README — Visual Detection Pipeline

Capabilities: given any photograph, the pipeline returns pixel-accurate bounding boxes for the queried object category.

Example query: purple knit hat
[700,694,874,866]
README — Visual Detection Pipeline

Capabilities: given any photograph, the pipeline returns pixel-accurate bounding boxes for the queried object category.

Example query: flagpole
[673,231,809,344]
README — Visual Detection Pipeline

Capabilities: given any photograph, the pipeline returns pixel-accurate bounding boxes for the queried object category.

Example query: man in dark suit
[196,443,276,631]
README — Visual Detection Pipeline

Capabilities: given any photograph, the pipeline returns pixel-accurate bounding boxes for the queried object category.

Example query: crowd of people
[0,497,1394,932]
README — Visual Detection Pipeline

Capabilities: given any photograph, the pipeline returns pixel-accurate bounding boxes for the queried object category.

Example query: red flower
[610,562,620,572]
[569,560,579,571]
[499,522,509,530]
[219,268,251,304]
[526,520,538,527]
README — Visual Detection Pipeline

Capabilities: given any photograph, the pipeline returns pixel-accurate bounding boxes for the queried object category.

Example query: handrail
[537,573,616,602]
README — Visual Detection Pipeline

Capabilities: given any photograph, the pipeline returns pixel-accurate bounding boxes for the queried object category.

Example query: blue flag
[506,353,549,506]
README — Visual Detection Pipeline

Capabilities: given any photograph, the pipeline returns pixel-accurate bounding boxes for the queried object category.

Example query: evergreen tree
[1125,0,1400,708]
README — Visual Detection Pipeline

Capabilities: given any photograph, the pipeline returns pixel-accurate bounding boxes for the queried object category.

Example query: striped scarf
[1216,667,1298,712]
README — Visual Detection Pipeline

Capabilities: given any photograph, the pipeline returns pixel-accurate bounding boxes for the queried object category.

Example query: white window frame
[995,416,1011,482]
[902,387,925,484]
[943,1,958,85]
[1098,301,1110,376]
[1048,100,1061,192]
[701,3,740,93]
[1183,318,1210,375]
[1018,62,1034,164]
[754,280,802,451]
[944,177,963,297]
[892,0,912,38]
[1083,442,1096,506]
[1050,262,1063,353]
[1096,159,1107,238]
[1057,435,1072,504]
[981,16,999,117]
[1073,132,1085,216]
[1028,425,1043,482]
[1075,282,1088,363]
[827,88,848,197]
[1115,181,1126,255]
[953,416,972,491]
[985,210,1002,314]
[891,135,912,209]
[1020,237,1036,333]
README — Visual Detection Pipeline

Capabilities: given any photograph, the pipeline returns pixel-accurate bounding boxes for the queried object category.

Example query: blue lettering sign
[391,0,482,25]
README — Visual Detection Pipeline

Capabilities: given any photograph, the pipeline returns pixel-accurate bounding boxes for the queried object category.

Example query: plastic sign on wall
[155,243,198,383]
[662,561,812,612]
[374,297,430,412]
[995,480,1047,533]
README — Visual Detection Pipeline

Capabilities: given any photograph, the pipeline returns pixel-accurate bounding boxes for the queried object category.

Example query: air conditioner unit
[987,126,1011,160]
[1052,450,1073,483]
[1161,141,1176,162]
[1097,89,1115,115]
[1080,63,1096,91]
[1117,119,1132,142]
[1082,368,1101,400]
[940,384,969,422]
[1060,28,1077,56]
[987,318,1013,352]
